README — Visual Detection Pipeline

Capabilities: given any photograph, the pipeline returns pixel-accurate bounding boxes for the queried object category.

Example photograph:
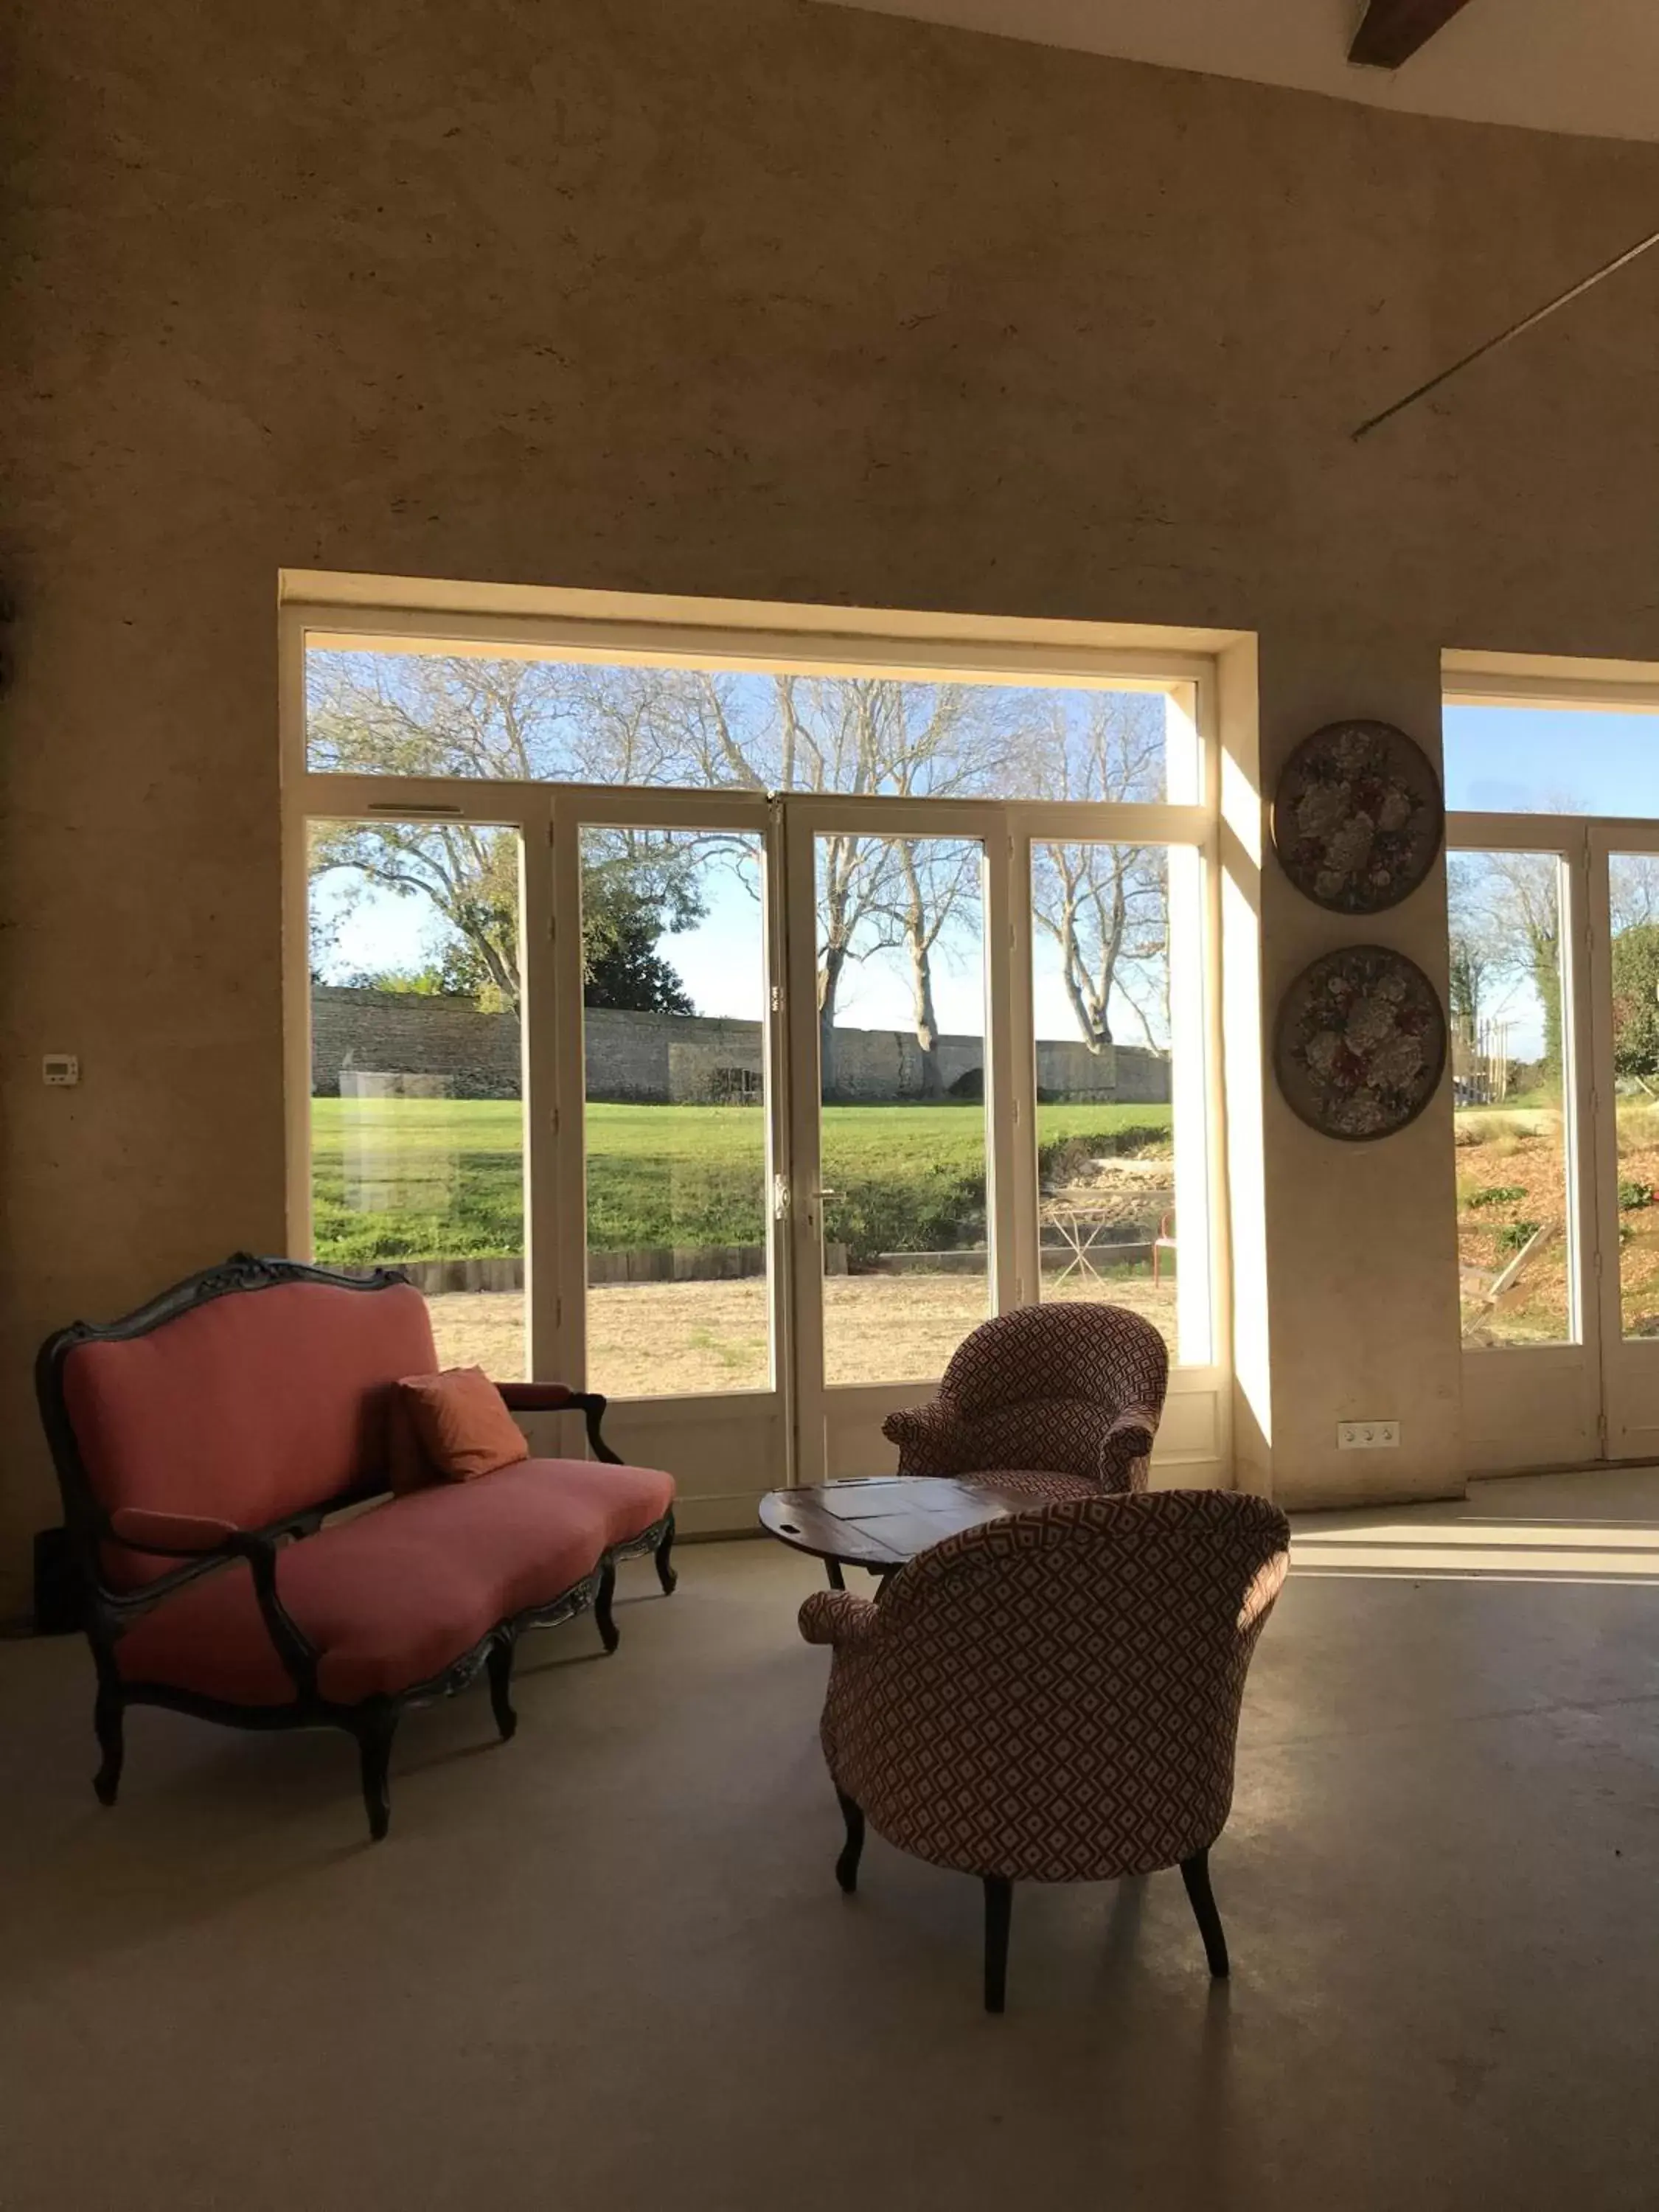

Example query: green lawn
[312,1097,1172,1267]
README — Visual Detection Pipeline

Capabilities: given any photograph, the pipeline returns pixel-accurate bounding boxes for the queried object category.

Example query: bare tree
[671,672,1006,1091]
[1447,849,1563,1084]
[1612,852,1659,933]
[307,657,703,1009]
[1023,694,1170,1052]
[875,838,981,1097]
[1446,854,1495,1030]
[310,817,524,1006]
[307,650,574,779]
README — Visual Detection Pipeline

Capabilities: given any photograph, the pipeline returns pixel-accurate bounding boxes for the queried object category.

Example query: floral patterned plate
[1275,946,1447,1141]
[1271,719,1442,914]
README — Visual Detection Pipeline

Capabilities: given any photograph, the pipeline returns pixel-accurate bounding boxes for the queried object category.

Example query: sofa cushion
[65,1281,438,1587]
[526,1456,676,1549]
[397,1367,530,1483]
[112,1455,676,1707]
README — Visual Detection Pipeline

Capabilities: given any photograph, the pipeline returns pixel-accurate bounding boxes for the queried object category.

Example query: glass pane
[817,834,989,1385]
[308,819,526,1376]
[1032,843,1178,1357]
[581,827,772,1398]
[1447,850,1573,1346]
[306,646,1197,804]
[1446,703,1659,817]
[1609,854,1659,1338]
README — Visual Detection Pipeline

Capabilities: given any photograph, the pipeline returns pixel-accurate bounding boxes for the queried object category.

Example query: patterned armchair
[881,1304,1169,1503]
[799,1491,1290,2012]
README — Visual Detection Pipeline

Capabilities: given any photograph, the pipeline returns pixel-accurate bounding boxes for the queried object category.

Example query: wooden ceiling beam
[1349,0,1477,70]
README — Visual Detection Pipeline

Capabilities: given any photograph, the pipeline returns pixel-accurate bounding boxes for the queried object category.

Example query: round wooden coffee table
[759,1475,1037,1587]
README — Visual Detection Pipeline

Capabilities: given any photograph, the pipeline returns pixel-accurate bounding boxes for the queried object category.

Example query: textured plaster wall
[7,0,1659,1596]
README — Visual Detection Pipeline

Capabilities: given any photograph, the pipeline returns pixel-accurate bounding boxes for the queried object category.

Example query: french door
[782,797,1018,1486]
[554,787,1223,1523]
[296,779,1227,1532]
[1454,814,1659,1470]
[1589,822,1659,1461]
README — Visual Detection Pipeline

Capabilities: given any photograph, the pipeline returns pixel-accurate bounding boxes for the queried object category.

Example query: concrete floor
[2,1469,1658,2211]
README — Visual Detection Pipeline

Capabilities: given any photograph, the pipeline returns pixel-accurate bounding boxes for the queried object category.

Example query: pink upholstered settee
[35,1254,677,1838]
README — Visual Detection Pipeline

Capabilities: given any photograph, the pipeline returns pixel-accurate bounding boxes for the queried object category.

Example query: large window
[290,597,1225,1506]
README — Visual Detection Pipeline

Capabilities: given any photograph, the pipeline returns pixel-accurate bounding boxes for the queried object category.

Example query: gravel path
[426,1272,1177,1396]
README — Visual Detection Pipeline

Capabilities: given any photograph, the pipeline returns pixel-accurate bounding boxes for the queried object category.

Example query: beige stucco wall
[7,0,1659,1604]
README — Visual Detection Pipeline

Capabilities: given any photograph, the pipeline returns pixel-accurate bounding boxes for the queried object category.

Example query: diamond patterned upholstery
[882,1303,1169,1503]
[799,1490,1290,1884]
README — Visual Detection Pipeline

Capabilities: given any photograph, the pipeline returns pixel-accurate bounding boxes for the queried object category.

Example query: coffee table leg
[825,1558,846,1591]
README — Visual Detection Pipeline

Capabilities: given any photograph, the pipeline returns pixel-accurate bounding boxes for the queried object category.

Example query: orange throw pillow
[397,1367,529,1484]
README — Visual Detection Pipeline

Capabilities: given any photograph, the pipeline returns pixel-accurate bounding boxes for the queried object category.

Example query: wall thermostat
[42,1054,79,1086]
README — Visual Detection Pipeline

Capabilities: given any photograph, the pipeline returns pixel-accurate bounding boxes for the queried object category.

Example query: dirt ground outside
[1455,1101,1659,1343]
[427,1270,1178,1399]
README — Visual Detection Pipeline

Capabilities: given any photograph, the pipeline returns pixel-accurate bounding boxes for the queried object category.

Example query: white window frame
[1444,654,1659,1473]
[279,576,1234,1499]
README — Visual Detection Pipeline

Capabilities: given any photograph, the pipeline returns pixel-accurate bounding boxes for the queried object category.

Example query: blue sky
[1445,703,1659,815]
[1445,703,1659,1060]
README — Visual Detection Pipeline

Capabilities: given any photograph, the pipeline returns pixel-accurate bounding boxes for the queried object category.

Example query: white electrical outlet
[1338,1420,1399,1450]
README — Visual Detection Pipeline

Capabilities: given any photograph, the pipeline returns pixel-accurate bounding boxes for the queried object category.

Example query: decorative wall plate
[1271,719,1443,914]
[1275,945,1447,1141]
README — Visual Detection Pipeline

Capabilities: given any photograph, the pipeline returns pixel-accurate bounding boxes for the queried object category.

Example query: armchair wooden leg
[355,1711,397,1843]
[487,1638,518,1741]
[983,1877,1012,2014]
[835,1790,866,1893]
[595,1565,620,1653]
[1180,1848,1230,1978]
[655,1515,678,1594]
[92,1685,125,1807]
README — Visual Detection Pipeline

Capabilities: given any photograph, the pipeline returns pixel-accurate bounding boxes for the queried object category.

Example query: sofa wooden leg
[487,1638,518,1742]
[654,1515,678,1595]
[595,1565,619,1654]
[92,1686,125,1807]
[983,1877,1012,2014]
[355,1712,397,1843]
[1180,1848,1230,1978]
[835,1790,865,1894]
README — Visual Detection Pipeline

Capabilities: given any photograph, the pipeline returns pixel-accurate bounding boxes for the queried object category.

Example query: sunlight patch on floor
[1293,1470,1659,1581]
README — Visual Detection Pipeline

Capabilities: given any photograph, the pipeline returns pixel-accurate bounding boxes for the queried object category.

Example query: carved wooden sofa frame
[35,1254,677,1839]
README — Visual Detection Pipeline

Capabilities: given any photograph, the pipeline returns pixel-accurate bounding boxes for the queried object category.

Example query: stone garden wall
[310,987,1170,1106]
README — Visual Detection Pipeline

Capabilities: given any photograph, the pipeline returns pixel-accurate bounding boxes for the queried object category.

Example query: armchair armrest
[494,1382,574,1412]
[1099,1403,1160,1490]
[103,1508,321,1700]
[799,1590,884,1649]
[492,1380,620,1464]
[109,1506,240,1556]
[880,1399,976,1477]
